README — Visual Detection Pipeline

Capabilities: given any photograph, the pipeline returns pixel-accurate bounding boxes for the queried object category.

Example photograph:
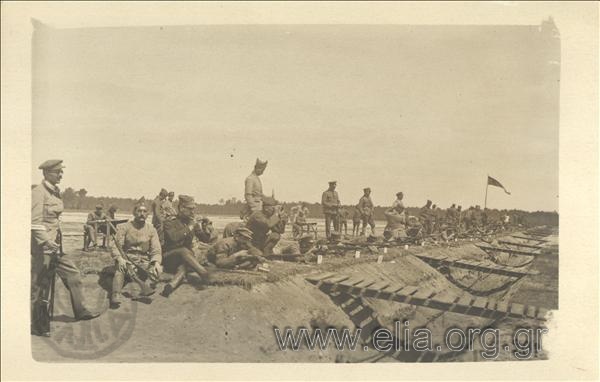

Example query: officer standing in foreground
[31,160,99,336]
[321,181,341,238]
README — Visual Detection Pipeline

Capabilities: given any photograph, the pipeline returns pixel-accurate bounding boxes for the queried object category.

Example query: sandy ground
[32,229,558,362]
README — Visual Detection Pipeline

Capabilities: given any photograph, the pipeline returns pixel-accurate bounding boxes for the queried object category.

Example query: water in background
[60,211,386,236]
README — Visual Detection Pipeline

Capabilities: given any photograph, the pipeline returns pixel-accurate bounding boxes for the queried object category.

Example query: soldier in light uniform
[110,200,162,308]
[321,181,341,239]
[358,187,376,236]
[419,200,434,235]
[31,160,99,336]
[392,192,404,210]
[242,158,268,219]
[383,203,407,242]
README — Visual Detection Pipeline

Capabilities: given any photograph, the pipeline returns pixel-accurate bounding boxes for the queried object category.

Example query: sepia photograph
[1,1,598,380]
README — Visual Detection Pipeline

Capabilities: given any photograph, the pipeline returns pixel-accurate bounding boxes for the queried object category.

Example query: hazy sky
[32,24,559,211]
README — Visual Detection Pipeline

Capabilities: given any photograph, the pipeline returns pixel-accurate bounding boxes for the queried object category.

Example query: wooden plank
[305,272,336,283]
[427,290,456,310]
[496,301,510,313]
[452,295,474,314]
[476,244,539,256]
[537,308,549,320]
[470,297,489,316]
[379,283,405,299]
[411,289,436,301]
[391,285,419,303]
[325,275,352,284]
[525,305,537,319]
[362,281,391,297]
[509,303,526,317]
[353,279,377,289]
[498,240,543,249]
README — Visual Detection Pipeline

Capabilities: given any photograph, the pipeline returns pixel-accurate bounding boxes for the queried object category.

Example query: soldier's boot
[162,265,186,298]
[110,271,125,309]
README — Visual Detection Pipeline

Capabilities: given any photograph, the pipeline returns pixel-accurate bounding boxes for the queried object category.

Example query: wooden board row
[413,252,539,277]
[306,273,548,321]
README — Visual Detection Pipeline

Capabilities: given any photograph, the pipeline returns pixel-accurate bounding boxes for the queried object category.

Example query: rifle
[108,222,157,296]
[32,227,62,335]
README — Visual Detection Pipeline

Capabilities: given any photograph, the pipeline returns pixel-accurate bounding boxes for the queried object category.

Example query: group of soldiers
[30,157,520,337]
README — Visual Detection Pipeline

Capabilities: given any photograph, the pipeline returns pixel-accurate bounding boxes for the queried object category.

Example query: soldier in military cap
[206,227,265,269]
[246,196,285,257]
[110,199,162,308]
[152,188,169,245]
[242,158,268,219]
[383,201,407,242]
[31,160,99,336]
[419,199,434,235]
[161,195,210,297]
[321,181,341,239]
[392,192,404,210]
[358,187,376,236]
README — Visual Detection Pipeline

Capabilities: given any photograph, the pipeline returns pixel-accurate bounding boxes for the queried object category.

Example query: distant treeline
[56,187,558,227]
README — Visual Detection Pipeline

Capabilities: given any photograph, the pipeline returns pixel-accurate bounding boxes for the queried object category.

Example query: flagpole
[484,175,489,209]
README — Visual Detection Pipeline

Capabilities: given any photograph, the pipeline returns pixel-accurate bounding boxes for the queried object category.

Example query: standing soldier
[351,205,362,237]
[321,181,341,238]
[338,206,349,236]
[163,191,177,220]
[392,192,405,210]
[419,200,434,235]
[161,195,210,298]
[31,160,99,336]
[358,187,376,236]
[151,188,168,245]
[243,158,268,219]
[110,200,162,308]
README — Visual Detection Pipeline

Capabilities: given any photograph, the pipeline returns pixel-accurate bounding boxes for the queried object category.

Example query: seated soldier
[161,195,210,298]
[194,217,218,245]
[110,201,162,308]
[223,221,245,238]
[246,196,286,257]
[206,227,265,270]
[383,204,407,242]
[84,204,107,250]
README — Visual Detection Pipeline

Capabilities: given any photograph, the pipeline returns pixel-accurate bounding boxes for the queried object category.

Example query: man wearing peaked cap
[161,195,210,297]
[205,227,265,269]
[31,160,99,336]
[242,158,268,220]
[358,187,376,236]
[321,181,341,239]
[246,195,285,257]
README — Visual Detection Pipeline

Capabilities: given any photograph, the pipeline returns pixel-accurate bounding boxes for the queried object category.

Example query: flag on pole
[487,176,511,195]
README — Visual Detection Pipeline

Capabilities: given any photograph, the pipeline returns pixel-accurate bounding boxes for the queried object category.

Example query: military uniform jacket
[112,221,162,263]
[246,210,282,249]
[245,172,263,204]
[31,181,63,253]
[87,211,107,224]
[419,207,433,222]
[384,207,406,231]
[358,195,374,217]
[163,216,195,252]
[321,190,340,215]
[151,197,165,226]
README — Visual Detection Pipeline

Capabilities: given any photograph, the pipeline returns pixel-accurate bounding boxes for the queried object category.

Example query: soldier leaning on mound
[110,200,162,308]
[161,195,210,297]
[206,227,266,269]
[246,196,285,257]
[31,160,99,336]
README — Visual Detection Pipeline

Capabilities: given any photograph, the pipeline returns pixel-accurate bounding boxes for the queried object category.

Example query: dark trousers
[361,215,375,235]
[324,213,339,238]
[31,253,88,321]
